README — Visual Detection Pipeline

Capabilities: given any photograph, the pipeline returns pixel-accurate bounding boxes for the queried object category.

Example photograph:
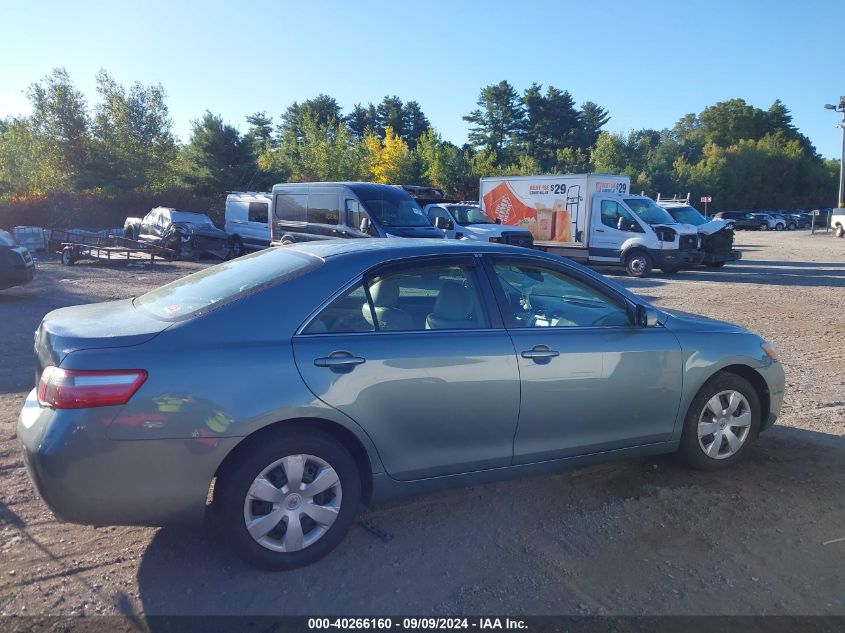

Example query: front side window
[601,201,640,232]
[304,262,489,333]
[426,206,451,223]
[345,199,364,231]
[492,262,631,328]
[448,205,495,225]
[624,198,677,225]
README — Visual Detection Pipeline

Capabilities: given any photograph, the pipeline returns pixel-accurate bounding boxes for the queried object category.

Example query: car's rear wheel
[214,429,361,570]
[759,223,768,231]
[679,372,760,471]
[228,236,244,259]
[775,223,784,231]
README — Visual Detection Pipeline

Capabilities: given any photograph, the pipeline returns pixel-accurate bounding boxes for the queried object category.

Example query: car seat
[362,278,414,331]
[425,281,480,330]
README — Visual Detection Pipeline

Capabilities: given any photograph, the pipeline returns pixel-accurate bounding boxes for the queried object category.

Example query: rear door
[245,199,270,247]
[291,255,520,481]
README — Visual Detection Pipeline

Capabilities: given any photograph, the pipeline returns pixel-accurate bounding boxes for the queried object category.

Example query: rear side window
[135,249,321,321]
[308,193,340,226]
[248,201,269,223]
[275,194,307,222]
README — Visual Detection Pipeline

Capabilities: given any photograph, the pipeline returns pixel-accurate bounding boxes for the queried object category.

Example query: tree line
[0,68,838,228]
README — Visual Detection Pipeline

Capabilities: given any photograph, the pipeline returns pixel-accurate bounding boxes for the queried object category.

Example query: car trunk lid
[36,299,170,369]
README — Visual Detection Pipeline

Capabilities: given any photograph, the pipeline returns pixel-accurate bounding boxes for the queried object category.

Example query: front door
[485,256,683,464]
[292,256,520,480]
[589,198,643,263]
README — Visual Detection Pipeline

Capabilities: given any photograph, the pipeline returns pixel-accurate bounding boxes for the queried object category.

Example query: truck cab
[423,203,534,248]
[586,193,703,276]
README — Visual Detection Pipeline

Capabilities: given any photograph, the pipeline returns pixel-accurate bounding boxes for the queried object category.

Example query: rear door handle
[314,351,366,368]
[521,345,560,362]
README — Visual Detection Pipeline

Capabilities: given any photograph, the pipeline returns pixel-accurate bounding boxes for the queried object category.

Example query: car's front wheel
[213,429,361,570]
[678,372,760,470]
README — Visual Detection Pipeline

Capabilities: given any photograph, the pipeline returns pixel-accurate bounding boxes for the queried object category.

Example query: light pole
[824,96,845,209]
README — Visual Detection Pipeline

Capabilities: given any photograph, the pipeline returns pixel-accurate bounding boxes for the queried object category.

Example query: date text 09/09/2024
[307,618,528,630]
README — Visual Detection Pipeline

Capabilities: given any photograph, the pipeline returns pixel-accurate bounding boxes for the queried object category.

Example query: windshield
[448,205,495,225]
[666,205,707,226]
[624,198,677,225]
[0,230,17,247]
[134,248,320,321]
[171,211,215,226]
[363,198,431,227]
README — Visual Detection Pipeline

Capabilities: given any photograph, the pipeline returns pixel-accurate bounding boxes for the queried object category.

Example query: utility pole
[823,96,845,209]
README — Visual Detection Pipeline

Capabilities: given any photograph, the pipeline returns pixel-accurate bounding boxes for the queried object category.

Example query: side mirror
[637,305,660,328]
[359,217,372,235]
[433,216,453,230]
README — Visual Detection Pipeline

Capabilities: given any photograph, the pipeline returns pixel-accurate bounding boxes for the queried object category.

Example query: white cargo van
[224,192,272,255]
[479,174,703,277]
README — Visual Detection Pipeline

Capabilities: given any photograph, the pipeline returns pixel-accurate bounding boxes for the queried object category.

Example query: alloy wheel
[243,454,342,552]
[697,390,752,459]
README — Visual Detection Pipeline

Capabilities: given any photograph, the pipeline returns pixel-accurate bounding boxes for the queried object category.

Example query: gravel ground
[0,230,842,617]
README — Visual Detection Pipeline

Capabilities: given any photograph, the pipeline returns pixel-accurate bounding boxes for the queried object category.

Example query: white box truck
[479,174,703,277]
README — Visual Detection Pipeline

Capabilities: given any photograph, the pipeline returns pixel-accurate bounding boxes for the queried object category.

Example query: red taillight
[37,367,148,409]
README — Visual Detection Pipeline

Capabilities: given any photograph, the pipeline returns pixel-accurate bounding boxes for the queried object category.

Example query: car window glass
[345,199,364,230]
[366,264,488,331]
[426,206,449,222]
[309,193,339,226]
[275,193,307,222]
[492,263,631,328]
[600,200,638,232]
[248,201,269,223]
[304,283,374,334]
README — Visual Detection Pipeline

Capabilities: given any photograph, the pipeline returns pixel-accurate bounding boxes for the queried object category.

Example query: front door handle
[595,228,605,233]
[521,345,560,362]
[314,351,366,368]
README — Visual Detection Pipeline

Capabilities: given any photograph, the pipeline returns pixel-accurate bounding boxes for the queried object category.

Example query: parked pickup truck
[124,207,232,259]
[656,196,741,268]
[480,174,703,277]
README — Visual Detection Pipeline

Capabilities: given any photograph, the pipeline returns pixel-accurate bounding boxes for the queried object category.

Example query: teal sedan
[19,240,784,569]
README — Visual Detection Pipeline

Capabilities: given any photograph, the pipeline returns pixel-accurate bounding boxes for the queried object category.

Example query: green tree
[463,80,525,164]
[375,96,406,138]
[346,103,378,139]
[27,68,92,190]
[180,111,254,194]
[521,84,581,170]
[90,70,178,191]
[280,95,342,141]
[578,101,611,149]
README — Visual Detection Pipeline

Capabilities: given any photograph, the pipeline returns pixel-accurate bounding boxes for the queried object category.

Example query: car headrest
[369,278,400,307]
[432,281,472,320]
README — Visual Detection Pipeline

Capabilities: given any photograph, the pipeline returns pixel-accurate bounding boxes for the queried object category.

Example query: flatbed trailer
[51,231,172,267]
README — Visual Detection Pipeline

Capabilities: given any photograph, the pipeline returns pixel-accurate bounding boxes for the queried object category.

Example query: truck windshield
[448,205,495,225]
[624,199,677,225]
[666,206,707,226]
[363,198,431,227]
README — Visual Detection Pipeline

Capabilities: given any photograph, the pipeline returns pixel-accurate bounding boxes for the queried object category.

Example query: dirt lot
[0,231,843,616]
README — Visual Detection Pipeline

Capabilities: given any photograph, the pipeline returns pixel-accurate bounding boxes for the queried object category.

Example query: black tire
[788,223,797,231]
[60,247,75,266]
[836,225,844,238]
[678,372,761,471]
[624,250,652,278]
[775,223,784,231]
[705,261,726,269]
[123,227,136,246]
[228,236,244,259]
[759,223,768,231]
[213,428,361,570]
[661,266,680,274]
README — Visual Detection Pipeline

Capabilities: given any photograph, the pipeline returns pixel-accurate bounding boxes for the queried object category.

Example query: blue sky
[1,0,844,158]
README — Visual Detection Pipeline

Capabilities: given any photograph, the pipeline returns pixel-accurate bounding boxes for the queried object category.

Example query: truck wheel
[836,225,844,238]
[228,236,244,259]
[624,251,652,277]
[61,247,75,266]
[705,262,726,269]
[759,223,768,231]
[775,223,783,231]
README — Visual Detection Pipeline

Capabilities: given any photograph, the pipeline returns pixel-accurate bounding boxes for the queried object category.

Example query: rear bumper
[18,390,236,527]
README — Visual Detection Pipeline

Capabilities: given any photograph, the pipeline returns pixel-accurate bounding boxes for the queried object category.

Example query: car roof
[285,238,529,260]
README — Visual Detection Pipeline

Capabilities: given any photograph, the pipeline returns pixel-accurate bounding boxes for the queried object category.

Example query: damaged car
[124,207,233,260]
[657,200,741,268]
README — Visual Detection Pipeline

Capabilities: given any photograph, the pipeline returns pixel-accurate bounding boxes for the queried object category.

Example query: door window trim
[480,254,637,330]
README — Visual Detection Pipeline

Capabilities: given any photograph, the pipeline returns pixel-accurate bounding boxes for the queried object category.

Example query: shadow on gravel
[134,425,845,616]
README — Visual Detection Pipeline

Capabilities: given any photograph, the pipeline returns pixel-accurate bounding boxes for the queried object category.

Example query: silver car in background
[19,240,784,569]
